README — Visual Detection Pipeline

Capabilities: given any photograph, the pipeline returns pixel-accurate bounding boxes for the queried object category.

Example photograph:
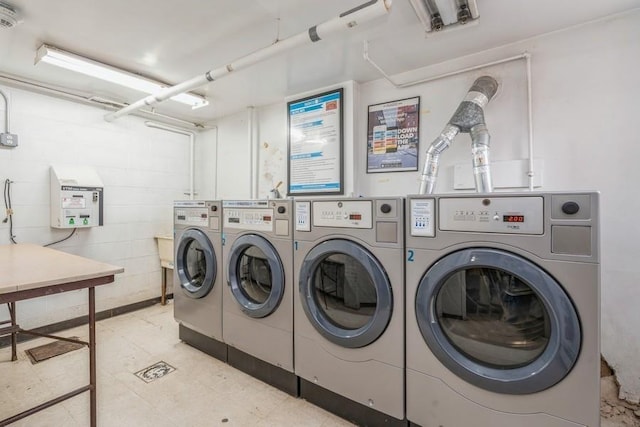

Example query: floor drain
[134,361,176,383]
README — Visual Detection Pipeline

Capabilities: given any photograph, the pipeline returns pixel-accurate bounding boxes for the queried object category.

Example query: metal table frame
[0,274,116,427]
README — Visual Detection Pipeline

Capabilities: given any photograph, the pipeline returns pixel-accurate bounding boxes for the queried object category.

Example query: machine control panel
[311,200,373,229]
[174,201,221,229]
[174,207,209,226]
[438,196,544,234]
[223,207,274,231]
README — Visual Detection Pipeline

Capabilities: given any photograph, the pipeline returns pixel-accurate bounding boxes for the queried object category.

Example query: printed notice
[367,96,420,173]
[288,89,343,195]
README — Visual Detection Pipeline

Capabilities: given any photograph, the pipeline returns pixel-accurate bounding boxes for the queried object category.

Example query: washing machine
[293,197,406,426]
[173,200,226,362]
[222,199,297,395]
[405,192,600,427]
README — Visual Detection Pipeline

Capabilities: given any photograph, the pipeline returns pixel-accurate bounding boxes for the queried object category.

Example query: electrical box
[50,166,104,229]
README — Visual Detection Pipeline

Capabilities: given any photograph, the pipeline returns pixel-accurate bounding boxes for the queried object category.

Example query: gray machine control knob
[277,206,286,214]
[562,201,580,215]
[380,203,392,214]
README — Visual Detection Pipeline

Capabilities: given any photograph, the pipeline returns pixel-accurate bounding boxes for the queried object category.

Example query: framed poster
[366,96,420,173]
[287,88,344,196]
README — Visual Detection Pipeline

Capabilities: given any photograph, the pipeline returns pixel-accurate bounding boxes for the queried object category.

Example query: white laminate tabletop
[0,243,124,294]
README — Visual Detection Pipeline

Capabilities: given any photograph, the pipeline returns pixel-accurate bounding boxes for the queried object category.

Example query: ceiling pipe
[104,0,392,122]
[0,73,206,129]
[144,121,196,200]
[0,88,10,134]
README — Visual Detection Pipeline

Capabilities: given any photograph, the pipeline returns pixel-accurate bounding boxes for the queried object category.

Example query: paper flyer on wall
[367,96,420,173]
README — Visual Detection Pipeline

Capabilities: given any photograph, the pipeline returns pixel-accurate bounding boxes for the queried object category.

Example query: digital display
[503,215,525,223]
[349,213,362,220]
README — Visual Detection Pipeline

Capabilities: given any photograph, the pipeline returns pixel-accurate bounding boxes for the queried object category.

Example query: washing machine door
[227,234,285,318]
[298,239,393,348]
[416,247,581,394]
[175,228,217,299]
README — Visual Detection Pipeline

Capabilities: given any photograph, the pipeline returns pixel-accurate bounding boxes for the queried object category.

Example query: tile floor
[0,301,354,427]
[1,302,625,427]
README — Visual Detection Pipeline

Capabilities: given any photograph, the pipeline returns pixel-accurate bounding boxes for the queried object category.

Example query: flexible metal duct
[418,75,498,194]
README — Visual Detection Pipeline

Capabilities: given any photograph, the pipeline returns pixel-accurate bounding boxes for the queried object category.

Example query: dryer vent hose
[418,76,498,194]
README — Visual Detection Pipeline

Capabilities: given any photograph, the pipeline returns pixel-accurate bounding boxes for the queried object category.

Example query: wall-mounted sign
[367,96,420,173]
[287,88,344,196]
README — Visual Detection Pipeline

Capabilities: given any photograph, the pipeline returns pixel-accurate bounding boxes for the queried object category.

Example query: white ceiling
[0,0,638,126]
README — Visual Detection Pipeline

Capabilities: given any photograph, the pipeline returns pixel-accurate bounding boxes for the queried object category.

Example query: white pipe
[365,44,537,191]
[105,0,392,122]
[144,121,196,200]
[525,52,535,191]
[213,125,219,199]
[247,106,259,199]
[364,41,527,88]
[0,89,10,133]
[0,73,204,129]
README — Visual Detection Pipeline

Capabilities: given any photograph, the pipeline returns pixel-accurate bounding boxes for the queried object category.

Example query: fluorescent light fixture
[409,0,479,33]
[35,44,208,109]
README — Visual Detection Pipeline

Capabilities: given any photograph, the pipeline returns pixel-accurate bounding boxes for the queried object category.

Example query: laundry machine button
[380,203,392,214]
[278,206,286,214]
[561,201,580,215]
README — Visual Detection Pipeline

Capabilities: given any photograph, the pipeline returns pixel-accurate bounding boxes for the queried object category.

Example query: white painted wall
[212,10,640,400]
[215,110,252,199]
[195,126,218,200]
[0,86,198,328]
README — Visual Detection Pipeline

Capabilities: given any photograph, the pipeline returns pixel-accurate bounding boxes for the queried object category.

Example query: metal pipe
[105,0,392,122]
[418,76,498,194]
[0,89,10,133]
[364,45,536,192]
[144,121,196,200]
[0,73,204,129]
[470,124,492,192]
[363,41,525,89]
[525,52,535,191]
[248,106,259,199]
[418,125,459,194]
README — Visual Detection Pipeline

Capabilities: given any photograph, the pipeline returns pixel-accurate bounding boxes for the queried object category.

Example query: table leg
[161,267,167,306]
[89,287,96,427]
[9,302,17,362]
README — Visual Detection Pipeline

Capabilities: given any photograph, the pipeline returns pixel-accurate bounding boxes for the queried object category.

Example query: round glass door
[176,229,216,299]
[227,234,284,318]
[298,239,393,348]
[416,248,581,394]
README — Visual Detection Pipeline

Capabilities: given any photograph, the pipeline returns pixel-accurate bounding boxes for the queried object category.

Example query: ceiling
[0,0,638,127]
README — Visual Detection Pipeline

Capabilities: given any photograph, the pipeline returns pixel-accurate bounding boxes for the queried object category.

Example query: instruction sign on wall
[287,88,344,196]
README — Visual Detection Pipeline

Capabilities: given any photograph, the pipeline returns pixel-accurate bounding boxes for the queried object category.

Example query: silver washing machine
[222,199,297,395]
[294,197,406,426]
[173,200,226,361]
[405,192,600,427]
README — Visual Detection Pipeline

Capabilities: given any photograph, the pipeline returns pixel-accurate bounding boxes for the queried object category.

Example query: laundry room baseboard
[227,346,299,397]
[300,378,408,427]
[0,294,173,349]
[178,324,228,363]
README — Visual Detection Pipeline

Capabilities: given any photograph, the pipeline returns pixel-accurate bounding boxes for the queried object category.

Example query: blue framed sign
[287,88,344,196]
